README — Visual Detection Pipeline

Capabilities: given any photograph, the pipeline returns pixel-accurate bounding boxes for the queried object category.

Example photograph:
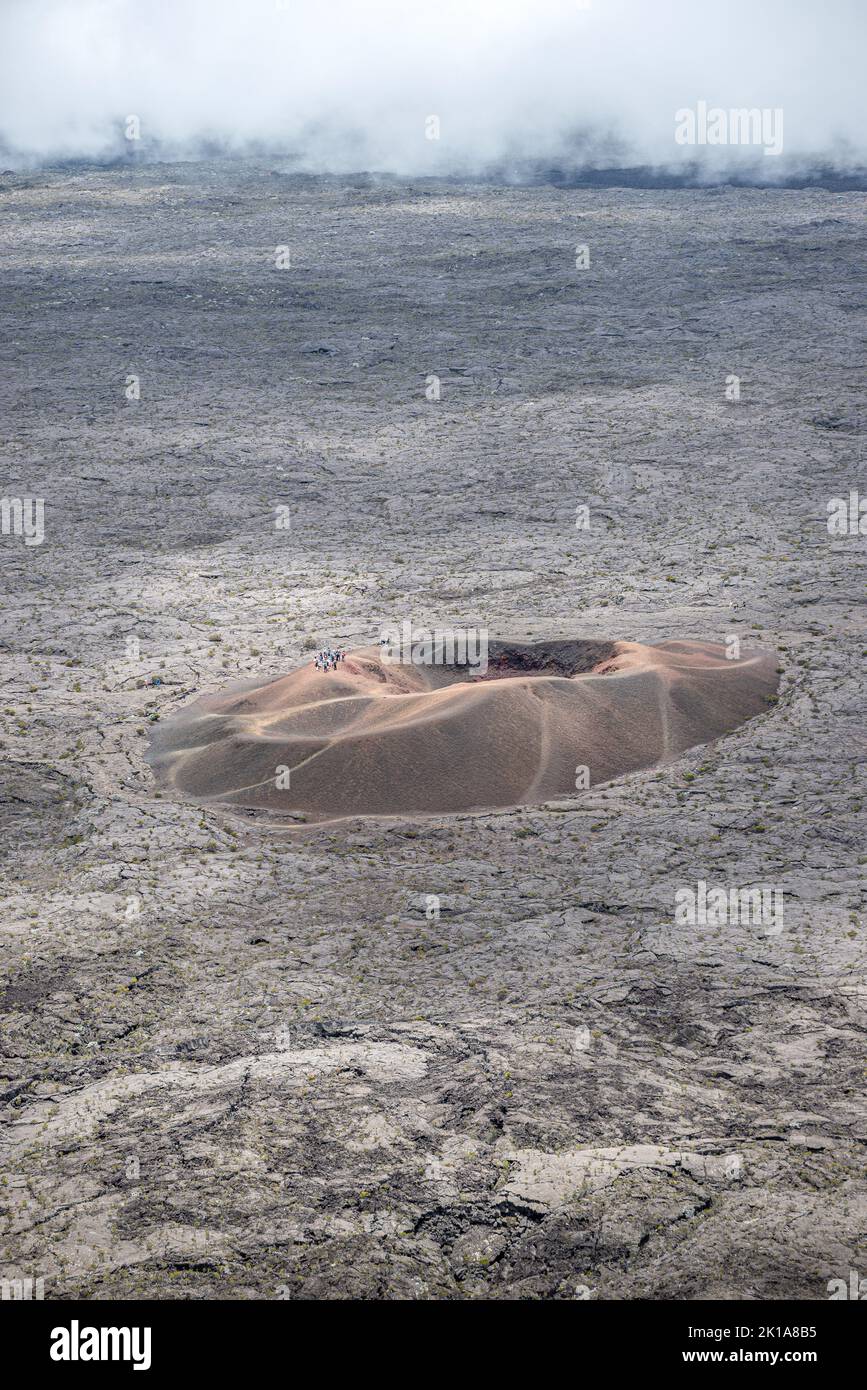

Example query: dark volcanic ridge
[4,150,866,192]
[147,637,779,825]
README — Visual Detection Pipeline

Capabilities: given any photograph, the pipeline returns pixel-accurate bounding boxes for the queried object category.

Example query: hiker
[313,645,345,672]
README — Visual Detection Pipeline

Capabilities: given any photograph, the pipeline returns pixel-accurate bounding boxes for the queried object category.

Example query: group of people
[313,647,345,672]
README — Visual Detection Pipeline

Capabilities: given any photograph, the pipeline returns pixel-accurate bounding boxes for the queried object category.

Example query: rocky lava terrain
[0,162,864,1299]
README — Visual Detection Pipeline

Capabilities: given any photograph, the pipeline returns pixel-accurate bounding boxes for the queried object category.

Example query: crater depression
[145,638,779,825]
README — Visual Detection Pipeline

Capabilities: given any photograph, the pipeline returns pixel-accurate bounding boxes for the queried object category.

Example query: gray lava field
[0,161,865,1299]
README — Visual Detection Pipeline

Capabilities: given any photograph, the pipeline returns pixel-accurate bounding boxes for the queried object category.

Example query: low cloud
[1,0,864,177]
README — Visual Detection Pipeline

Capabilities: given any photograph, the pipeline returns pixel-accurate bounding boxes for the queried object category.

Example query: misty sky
[0,0,864,173]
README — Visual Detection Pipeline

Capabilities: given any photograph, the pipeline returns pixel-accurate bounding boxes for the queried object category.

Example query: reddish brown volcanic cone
[146,639,778,824]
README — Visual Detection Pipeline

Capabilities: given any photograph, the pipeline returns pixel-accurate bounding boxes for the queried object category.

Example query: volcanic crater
[146,637,778,825]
